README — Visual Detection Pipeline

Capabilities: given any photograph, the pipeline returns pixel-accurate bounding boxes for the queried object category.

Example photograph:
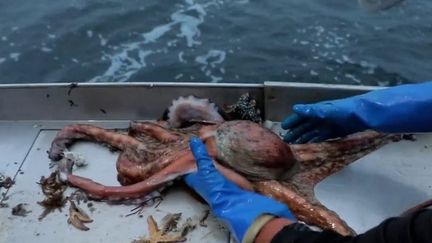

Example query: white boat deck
[0,121,230,242]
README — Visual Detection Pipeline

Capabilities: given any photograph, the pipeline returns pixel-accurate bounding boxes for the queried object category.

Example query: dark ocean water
[0,0,431,85]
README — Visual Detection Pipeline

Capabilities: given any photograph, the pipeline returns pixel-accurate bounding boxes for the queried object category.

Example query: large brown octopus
[48,95,404,236]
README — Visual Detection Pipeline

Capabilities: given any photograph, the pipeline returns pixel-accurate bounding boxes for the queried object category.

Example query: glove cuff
[242,214,275,243]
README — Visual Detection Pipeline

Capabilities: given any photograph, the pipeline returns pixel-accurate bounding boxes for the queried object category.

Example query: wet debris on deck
[161,213,182,234]
[67,200,93,231]
[223,93,262,123]
[68,100,78,107]
[199,209,210,227]
[11,203,31,217]
[0,174,14,189]
[132,213,197,243]
[37,171,68,220]
[69,189,89,205]
[125,191,164,217]
[63,152,88,168]
[67,82,78,96]
[86,202,96,213]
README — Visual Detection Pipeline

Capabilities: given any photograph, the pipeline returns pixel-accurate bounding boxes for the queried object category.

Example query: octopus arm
[66,151,254,201]
[290,131,402,185]
[67,152,197,200]
[129,121,181,143]
[48,124,142,161]
[254,180,355,236]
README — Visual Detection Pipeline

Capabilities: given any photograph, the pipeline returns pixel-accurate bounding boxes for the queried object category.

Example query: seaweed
[11,203,31,217]
[37,171,68,220]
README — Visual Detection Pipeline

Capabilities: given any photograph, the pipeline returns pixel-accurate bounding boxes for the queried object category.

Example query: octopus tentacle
[252,131,405,235]
[167,96,224,128]
[67,152,196,200]
[254,180,355,236]
[65,152,253,201]
[48,124,142,161]
[129,121,181,143]
[116,149,191,185]
[288,131,401,185]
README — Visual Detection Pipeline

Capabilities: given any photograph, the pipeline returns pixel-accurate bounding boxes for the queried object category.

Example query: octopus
[47,94,405,236]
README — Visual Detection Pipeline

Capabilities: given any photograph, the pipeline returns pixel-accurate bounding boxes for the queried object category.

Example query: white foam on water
[195,49,226,82]
[1,36,7,41]
[0,57,5,64]
[71,58,79,63]
[178,51,186,63]
[89,0,229,82]
[377,80,390,86]
[48,34,56,39]
[292,23,381,84]
[41,47,53,52]
[310,70,319,76]
[175,73,184,79]
[98,34,108,46]
[344,73,361,84]
[9,53,20,62]
[171,4,206,47]
[87,30,93,38]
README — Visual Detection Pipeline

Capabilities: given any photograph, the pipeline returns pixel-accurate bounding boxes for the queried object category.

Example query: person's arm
[269,209,432,243]
[283,81,432,144]
[184,137,296,243]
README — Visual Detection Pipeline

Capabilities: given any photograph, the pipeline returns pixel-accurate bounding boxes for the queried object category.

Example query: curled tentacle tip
[167,96,224,128]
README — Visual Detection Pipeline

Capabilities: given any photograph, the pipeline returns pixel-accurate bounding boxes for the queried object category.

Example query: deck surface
[0,121,431,242]
[0,121,229,243]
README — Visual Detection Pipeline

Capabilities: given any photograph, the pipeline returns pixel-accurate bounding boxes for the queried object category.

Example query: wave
[89,0,231,82]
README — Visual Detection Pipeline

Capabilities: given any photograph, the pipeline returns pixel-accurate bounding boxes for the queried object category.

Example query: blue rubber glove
[283,81,432,144]
[185,137,296,243]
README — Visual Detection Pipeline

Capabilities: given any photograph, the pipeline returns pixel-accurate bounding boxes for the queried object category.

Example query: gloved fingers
[293,129,321,144]
[281,114,306,129]
[307,129,334,143]
[187,137,230,190]
[189,137,216,172]
[283,121,318,143]
[293,103,337,119]
[292,104,315,117]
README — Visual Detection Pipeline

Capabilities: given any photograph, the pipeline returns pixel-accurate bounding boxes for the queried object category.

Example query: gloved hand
[185,137,296,243]
[282,81,432,144]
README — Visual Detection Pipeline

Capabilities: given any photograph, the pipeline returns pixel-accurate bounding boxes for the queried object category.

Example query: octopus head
[213,120,297,180]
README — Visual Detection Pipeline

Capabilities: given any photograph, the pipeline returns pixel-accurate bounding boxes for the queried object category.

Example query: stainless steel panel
[0,82,263,121]
[263,81,383,121]
[0,122,40,195]
[0,81,387,122]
